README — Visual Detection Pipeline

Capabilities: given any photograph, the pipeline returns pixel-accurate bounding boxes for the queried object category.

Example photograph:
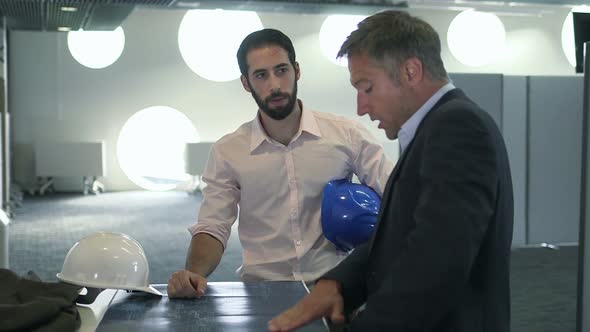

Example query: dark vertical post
[578,41,590,332]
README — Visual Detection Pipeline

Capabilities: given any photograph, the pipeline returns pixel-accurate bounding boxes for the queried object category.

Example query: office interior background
[0,0,589,331]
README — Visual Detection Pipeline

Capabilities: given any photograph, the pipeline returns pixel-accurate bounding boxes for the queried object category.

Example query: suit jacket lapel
[367,142,410,251]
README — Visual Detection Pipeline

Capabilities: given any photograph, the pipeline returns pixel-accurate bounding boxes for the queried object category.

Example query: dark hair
[237,28,297,77]
[338,10,447,82]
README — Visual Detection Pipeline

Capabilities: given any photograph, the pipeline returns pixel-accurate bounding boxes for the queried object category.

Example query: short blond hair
[338,10,447,82]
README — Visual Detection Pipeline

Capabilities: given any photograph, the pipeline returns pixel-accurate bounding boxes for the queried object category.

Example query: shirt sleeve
[349,122,395,196]
[187,142,240,249]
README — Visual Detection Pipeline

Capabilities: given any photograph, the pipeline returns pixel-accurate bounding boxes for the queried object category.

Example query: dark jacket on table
[0,269,81,332]
[323,88,514,332]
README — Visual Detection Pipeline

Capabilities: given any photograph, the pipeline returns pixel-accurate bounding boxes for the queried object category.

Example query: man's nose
[269,74,281,93]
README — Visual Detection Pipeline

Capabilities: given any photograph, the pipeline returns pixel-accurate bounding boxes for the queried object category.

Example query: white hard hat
[57,231,162,296]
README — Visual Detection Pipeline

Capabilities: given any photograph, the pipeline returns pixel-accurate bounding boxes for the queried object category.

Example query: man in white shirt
[167,28,394,299]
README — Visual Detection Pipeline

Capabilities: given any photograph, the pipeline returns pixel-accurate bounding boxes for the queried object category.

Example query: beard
[250,81,298,121]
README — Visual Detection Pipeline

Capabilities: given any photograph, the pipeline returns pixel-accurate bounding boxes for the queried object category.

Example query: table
[77,282,328,331]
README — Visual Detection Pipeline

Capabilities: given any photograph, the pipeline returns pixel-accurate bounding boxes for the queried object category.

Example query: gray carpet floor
[8,191,242,284]
[7,191,578,331]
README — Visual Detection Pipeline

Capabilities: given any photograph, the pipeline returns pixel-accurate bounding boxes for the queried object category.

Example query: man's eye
[365,86,373,94]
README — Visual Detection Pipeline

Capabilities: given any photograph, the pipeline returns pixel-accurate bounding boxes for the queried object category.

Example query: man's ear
[402,57,423,86]
[294,62,301,81]
[241,75,251,92]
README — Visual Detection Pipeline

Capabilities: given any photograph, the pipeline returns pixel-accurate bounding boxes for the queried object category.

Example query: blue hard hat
[321,179,381,252]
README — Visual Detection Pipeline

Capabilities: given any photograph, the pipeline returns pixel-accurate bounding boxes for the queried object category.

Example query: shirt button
[296,240,301,246]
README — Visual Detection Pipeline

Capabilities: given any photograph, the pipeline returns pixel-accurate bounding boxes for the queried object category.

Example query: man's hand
[267,279,345,332]
[167,269,207,299]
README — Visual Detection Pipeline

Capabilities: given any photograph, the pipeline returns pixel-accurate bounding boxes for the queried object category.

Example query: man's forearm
[185,233,224,277]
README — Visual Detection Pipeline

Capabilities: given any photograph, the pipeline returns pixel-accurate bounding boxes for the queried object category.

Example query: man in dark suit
[268,10,513,332]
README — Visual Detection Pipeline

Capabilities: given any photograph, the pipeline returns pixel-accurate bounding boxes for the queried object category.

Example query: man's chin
[263,106,292,119]
[263,110,289,121]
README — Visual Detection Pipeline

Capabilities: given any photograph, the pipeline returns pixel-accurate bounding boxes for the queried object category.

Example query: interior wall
[528,76,584,244]
[502,76,528,246]
[8,6,581,192]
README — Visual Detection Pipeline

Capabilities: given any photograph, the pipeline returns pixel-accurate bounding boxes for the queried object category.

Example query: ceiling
[0,0,587,32]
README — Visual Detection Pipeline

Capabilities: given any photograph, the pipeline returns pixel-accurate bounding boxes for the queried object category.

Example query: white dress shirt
[398,82,456,155]
[188,103,394,282]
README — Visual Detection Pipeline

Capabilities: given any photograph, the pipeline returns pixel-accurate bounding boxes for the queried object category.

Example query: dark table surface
[96,281,328,332]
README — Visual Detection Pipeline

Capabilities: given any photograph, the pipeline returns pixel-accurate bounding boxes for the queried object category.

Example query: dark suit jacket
[323,88,514,332]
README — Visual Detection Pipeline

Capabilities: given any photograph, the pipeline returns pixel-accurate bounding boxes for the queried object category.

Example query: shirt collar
[250,100,321,152]
[398,82,455,155]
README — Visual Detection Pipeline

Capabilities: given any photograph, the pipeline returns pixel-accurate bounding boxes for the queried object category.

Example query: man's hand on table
[267,279,346,332]
[167,269,207,299]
